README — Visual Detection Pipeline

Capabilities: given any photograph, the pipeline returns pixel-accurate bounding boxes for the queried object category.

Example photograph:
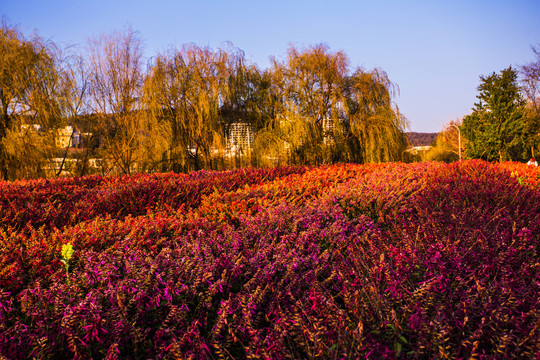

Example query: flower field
[1,160,539,359]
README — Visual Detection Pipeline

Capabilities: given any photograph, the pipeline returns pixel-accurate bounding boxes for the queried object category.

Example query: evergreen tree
[462,67,527,161]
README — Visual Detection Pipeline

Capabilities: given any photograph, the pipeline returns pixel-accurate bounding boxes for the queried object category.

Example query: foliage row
[1,160,539,359]
[0,22,407,181]
[428,49,540,163]
[462,67,533,162]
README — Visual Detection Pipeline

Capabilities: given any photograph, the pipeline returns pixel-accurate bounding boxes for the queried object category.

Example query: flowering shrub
[1,161,539,359]
[0,167,308,232]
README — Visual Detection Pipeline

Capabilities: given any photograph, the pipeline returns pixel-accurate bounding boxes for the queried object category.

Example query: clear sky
[2,0,539,132]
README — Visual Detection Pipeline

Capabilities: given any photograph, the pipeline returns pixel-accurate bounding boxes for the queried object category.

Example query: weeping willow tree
[254,44,407,166]
[216,45,262,169]
[0,20,65,180]
[254,44,348,166]
[424,119,461,163]
[144,44,225,172]
[343,68,408,163]
[252,65,291,167]
[144,44,261,172]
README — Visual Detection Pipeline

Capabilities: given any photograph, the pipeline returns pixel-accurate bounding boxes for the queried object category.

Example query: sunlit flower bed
[1,161,539,359]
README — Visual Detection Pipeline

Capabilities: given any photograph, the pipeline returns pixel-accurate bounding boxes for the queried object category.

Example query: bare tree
[521,45,540,157]
[52,47,94,176]
[87,27,165,175]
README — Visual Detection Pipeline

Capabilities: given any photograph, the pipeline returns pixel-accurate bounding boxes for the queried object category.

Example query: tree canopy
[1,22,411,180]
[462,67,527,162]
[0,19,64,180]
[256,44,408,167]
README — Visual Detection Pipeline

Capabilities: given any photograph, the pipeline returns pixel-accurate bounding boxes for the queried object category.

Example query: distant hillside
[406,132,438,147]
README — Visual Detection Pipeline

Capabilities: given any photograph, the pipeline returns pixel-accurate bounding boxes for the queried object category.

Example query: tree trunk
[56,129,74,177]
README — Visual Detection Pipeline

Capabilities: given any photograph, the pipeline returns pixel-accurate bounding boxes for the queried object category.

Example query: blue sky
[2,0,539,132]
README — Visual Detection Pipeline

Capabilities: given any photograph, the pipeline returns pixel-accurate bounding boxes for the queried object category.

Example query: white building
[21,124,42,133]
[405,146,433,155]
[226,122,253,157]
[55,126,80,148]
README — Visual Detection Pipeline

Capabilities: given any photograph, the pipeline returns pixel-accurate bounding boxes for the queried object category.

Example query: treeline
[461,64,540,162]
[427,48,540,163]
[0,22,408,180]
[406,132,437,147]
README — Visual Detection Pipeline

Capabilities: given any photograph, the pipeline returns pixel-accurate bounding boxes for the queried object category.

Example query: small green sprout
[60,243,74,280]
[511,171,525,185]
